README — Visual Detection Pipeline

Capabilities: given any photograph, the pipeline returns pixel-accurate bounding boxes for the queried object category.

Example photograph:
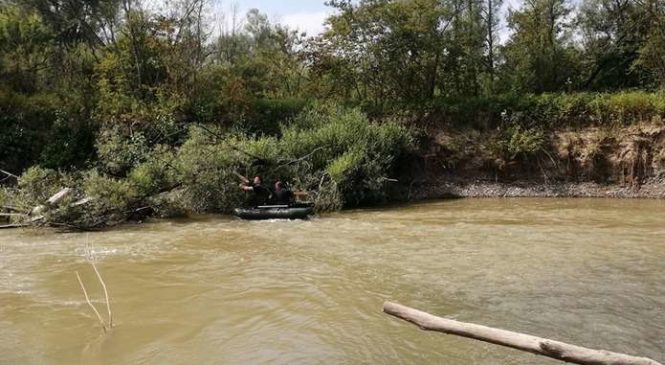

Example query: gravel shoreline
[409,178,665,200]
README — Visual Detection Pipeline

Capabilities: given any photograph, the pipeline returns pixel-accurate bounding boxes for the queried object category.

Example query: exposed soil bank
[405,122,665,200]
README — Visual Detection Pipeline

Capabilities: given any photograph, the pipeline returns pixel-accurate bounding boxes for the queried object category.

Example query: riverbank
[404,120,665,201]
[3,98,665,230]
[408,177,665,200]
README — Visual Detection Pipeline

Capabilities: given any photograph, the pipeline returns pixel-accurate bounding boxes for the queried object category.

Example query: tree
[501,0,580,93]
[316,0,455,103]
[634,0,665,88]
[577,0,654,90]
[0,6,53,92]
[481,0,503,91]
[22,0,122,46]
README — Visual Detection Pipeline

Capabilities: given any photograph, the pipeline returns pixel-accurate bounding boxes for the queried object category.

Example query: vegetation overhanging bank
[1,0,664,228]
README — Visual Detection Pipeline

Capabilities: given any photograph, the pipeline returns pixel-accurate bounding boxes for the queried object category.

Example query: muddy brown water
[1,198,664,365]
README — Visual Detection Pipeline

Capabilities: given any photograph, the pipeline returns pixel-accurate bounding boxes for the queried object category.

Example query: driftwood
[0,212,27,217]
[1,205,24,213]
[0,223,28,229]
[383,302,662,365]
[0,188,84,229]
[31,188,73,216]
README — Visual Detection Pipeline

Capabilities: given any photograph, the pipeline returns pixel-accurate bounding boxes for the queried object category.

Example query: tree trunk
[383,302,662,365]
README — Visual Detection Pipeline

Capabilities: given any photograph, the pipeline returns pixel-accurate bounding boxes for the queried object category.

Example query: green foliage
[96,125,151,176]
[0,167,78,215]
[46,170,141,228]
[171,105,413,212]
[0,6,53,92]
[635,9,665,88]
[501,0,580,93]
[16,166,63,204]
[281,105,413,206]
[3,0,665,229]
[173,126,252,213]
[418,91,665,130]
[493,125,547,160]
[39,118,97,170]
[577,0,656,90]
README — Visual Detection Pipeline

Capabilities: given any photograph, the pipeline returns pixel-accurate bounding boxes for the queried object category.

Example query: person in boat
[239,175,270,206]
[271,180,294,205]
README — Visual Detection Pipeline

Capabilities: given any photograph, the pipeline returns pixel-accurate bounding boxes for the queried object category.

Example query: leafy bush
[402,91,665,130]
[16,167,69,204]
[489,124,547,161]
[174,104,414,211]
[174,127,250,213]
[96,125,150,176]
[0,90,60,173]
[280,104,413,206]
[0,105,409,227]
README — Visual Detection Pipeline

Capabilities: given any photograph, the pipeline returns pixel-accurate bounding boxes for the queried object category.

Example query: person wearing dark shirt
[239,175,270,206]
[272,181,294,205]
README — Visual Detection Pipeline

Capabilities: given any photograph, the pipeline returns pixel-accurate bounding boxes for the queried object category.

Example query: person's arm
[233,171,250,184]
[292,191,308,201]
[239,184,253,192]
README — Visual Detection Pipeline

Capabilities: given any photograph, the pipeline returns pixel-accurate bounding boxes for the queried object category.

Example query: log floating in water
[383,301,662,365]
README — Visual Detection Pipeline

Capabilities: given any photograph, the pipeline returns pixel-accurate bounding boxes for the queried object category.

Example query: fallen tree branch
[197,123,268,163]
[0,169,18,180]
[0,212,28,217]
[383,302,662,365]
[0,223,29,229]
[276,146,325,167]
[1,205,26,213]
[31,188,73,216]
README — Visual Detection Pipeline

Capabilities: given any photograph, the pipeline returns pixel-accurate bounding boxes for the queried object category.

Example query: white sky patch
[274,11,332,36]
[497,0,521,44]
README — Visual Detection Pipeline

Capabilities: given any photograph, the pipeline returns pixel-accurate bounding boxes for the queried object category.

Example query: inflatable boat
[233,204,314,220]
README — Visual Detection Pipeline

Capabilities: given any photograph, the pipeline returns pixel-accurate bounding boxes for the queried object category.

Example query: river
[1,198,664,364]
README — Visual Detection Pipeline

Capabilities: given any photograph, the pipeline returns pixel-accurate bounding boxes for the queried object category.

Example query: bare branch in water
[91,261,113,328]
[76,271,107,333]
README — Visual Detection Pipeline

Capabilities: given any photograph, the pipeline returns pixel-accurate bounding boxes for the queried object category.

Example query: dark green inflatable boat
[233,203,314,220]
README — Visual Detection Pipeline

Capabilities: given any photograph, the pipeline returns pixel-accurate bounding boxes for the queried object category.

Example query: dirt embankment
[406,123,665,199]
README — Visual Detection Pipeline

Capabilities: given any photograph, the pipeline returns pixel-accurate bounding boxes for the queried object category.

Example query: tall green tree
[481,0,503,92]
[634,0,665,88]
[317,0,455,103]
[501,0,580,93]
[577,0,655,89]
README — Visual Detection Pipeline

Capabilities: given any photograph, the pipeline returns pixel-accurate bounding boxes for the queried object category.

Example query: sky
[214,0,333,36]
[213,0,527,40]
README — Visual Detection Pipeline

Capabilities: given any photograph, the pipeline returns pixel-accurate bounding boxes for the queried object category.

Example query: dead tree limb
[0,169,18,180]
[276,146,325,167]
[0,213,28,217]
[197,124,268,163]
[1,205,26,213]
[31,188,73,216]
[383,301,662,365]
[0,223,28,229]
